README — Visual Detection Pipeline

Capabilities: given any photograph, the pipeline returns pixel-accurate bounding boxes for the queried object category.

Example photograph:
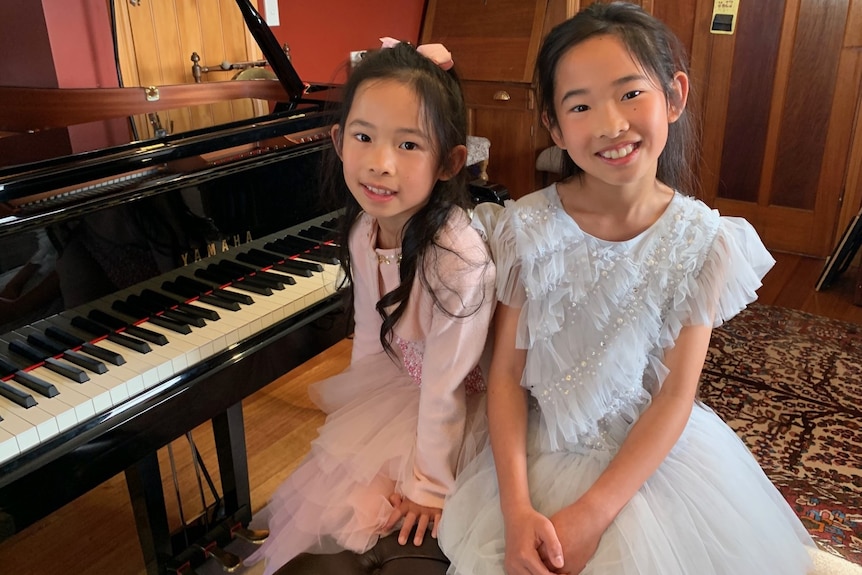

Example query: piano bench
[272,530,449,575]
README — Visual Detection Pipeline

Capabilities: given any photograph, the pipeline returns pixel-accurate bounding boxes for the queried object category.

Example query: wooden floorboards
[0,254,858,575]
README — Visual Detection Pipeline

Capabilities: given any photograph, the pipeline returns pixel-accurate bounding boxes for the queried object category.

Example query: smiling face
[547,34,687,192]
[332,78,446,246]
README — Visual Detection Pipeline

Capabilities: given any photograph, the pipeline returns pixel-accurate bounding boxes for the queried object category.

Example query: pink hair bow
[379,37,454,71]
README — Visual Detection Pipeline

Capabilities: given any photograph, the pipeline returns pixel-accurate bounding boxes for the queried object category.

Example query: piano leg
[126,452,172,575]
[213,403,251,528]
[125,403,254,575]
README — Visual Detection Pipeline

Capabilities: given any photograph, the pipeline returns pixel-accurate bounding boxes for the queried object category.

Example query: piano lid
[234,0,305,105]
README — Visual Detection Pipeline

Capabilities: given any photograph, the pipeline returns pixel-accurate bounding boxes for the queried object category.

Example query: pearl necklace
[377,252,402,265]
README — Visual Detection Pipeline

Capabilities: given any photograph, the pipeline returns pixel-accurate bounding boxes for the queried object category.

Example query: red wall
[0,0,118,89]
[262,0,427,84]
[0,0,126,155]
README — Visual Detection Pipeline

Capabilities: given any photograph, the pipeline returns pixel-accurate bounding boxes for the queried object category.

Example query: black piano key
[147,314,192,335]
[0,379,37,409]
[0,356,21,378]
[63,350,108,374]
[112,299,150,321]
[272,262,313,277]
[197,294,241,312]
[80,342,126,366]
[124,325,170,345]
[120,295,203,328]
[139,288,181,309]
[174,275,214,294]
[288,249,338,266]
[42,358,89,385]
[176,302,220,322]
[43,325,85,347]
[26,333,66,356]
[162,280,243,310]
[194,268,272,296]
[269,238,339,264]
[162,280,201,299]
[216,259,256,275]
[0,355,61,396]
[87,310,169,346]
[217,261,288,288]
[236,249,279,266]
[43,325,126,366]
[87,309,127,330]
[177,276,254,305]
[21,330,109,374]
[7,339,49,364]
[126,294,164,315]
[278,234,335,254]
[162,308,206,328]
[60,350,108,375]
[270,235,318,252]
[297,225,335,241]
[262,240,298,257]
[70,316,152,354]
[275,257,324,273]
[5,340,83,387]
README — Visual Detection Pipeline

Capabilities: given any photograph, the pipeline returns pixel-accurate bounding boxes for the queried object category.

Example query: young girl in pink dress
[246,40,496,575]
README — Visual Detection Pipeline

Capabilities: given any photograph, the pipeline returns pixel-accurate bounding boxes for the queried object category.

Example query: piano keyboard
[0,211,344,465]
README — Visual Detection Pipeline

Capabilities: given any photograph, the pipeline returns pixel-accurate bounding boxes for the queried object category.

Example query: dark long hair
[536,1,700,196]
[320,41,477,356]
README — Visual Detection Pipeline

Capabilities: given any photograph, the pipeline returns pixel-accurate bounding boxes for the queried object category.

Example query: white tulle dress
[246,208,495,575]
[439,185,816,575]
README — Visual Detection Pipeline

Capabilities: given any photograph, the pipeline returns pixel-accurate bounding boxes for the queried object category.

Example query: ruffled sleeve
[487,202,528,310]
[659,213,776,349]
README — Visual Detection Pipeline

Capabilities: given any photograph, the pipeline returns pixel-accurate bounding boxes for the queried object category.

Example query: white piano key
[5,365,96,425]
[28,367,113,415]
[0,398,59,443]
[0,405,41,452]
[10,377,77,432]
[0,426,19,464]
[94,339,173,391]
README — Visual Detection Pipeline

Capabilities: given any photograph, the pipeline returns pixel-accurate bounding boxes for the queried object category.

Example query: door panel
[113,0,265,140]
[691,0,860,256]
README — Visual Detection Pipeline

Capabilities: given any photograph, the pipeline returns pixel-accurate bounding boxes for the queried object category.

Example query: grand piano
[0,2,350,573]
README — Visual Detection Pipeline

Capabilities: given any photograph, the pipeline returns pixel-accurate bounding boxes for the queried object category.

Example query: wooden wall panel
[716,0,784,203]
[653,0,695,56]
[770,0,848,210]
[420,0,546,83]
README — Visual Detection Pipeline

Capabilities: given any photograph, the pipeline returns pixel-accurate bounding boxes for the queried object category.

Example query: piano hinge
[145,86,160,102]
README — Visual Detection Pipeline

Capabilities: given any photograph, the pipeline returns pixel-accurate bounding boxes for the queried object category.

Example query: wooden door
[113,0,266,140]
[690,0,862,257]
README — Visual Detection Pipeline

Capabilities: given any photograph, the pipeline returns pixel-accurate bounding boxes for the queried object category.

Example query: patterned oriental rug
[699,303,862,565]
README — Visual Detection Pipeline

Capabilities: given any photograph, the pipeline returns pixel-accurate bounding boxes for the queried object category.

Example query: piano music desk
[0,338,353,575]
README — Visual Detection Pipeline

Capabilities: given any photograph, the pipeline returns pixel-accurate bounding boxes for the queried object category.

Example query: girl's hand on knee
[382,493,442,546]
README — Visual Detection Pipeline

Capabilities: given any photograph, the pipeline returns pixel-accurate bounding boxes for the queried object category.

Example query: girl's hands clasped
[504,506,566,575]
[546,499,606,575]
[382,493,443,546]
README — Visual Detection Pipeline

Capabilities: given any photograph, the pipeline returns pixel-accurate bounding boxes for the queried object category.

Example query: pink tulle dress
[246,208,495,575]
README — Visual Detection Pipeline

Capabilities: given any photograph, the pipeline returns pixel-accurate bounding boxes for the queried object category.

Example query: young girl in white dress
[246,41,496,575]
[439,3,816,574]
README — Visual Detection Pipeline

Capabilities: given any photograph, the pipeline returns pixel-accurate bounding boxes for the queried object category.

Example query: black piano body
[0,2,349,573]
